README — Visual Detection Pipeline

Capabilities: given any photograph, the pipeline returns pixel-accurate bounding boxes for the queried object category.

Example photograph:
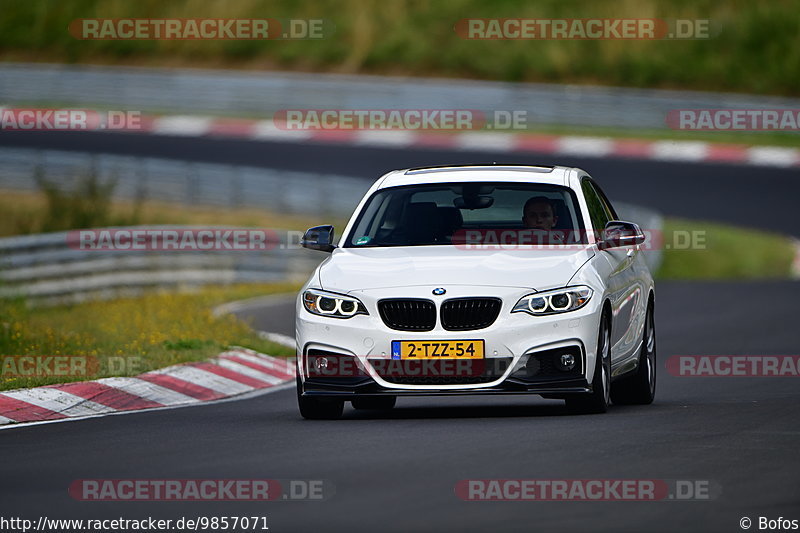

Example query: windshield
[345,182,587,247]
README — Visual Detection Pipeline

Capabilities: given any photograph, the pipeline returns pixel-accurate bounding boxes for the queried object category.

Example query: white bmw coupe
[296,165,655,419]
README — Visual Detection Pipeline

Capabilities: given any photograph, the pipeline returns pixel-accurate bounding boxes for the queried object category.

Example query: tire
[296,377,344,420]
[566,310,611,414]
[611,299,656,405]
[352,396,397,410]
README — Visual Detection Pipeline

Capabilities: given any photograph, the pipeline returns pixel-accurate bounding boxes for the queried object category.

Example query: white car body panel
[296,165,655,396]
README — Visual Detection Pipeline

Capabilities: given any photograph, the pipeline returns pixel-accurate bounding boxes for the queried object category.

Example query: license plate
[391,340,484,360]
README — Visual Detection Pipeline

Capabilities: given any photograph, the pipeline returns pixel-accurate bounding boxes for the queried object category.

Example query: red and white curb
[0,347,295,427]
[128,114,800,168]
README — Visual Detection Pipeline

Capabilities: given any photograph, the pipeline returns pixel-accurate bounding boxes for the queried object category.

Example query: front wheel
[611,299,656,405]
[297,377,344,420]
[566,310,610,414]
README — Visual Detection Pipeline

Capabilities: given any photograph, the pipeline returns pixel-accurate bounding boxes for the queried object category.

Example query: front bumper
[301,376,591,397]
[296,284,603,394]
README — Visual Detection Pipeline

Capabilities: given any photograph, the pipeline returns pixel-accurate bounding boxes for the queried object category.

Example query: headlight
[302,289,368,318]
[512,286,593,316]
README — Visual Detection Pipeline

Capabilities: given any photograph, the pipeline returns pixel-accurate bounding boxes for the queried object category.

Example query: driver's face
[523,202,557,230]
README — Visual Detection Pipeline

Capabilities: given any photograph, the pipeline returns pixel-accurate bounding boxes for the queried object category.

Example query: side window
[591,180,618,221]
[581,180,610,231]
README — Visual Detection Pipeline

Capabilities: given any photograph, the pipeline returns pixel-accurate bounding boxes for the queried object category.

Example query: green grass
[657,218,796,279]
[0,282,299,392]
[0,188,345,237]
[1,0,799,96]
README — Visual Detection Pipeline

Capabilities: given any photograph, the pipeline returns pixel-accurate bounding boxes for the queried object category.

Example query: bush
[34,169,140,232]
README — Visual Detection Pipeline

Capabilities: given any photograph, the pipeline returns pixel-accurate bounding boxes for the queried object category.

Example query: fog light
[314,357,329,370]
[558,353,576,371]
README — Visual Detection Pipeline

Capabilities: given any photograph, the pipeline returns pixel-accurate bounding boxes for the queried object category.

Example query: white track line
[455,132,515,152]
[148,365,254,395]
[251,120,313,141]
[257,331,296,349]
[96,377,199,406]
[106,110,800,168]
[747,146,800,167]
[212,294,296,318]
[214,358,284,385]
[151,116,212,136]
[651,141,709,162]
[557,136,614,157]
[225,350,296,375]
[354,130,416,147]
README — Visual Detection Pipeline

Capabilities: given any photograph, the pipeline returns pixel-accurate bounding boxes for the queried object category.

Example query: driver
[522,196,558,230]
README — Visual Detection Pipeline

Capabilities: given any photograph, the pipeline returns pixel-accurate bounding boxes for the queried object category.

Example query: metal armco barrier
[0,227,322,306]
[2,63,799,130]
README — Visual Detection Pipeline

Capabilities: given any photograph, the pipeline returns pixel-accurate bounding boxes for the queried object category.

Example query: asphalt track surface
[1,132,799,532]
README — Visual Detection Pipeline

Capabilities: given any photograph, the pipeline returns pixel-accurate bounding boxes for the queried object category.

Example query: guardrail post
[186,162,197,205]
[231,166,243,208]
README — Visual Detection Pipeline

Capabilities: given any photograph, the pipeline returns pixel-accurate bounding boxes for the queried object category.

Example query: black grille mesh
[378,299,436,331]
[440,298,502,331]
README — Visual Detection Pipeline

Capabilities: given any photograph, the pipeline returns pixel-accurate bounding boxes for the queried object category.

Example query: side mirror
[301,225,336,253]
[598,220,645,250]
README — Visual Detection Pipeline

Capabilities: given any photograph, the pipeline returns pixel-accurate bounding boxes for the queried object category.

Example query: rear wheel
[611,299,656,405]
[296,377,344,420]
[566,310,610,414]
[352,396,397,410]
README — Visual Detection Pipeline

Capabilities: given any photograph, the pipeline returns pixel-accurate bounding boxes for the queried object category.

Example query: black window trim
[580,177,613,232]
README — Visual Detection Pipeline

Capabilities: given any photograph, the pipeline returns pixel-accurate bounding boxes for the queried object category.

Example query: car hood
[318,246,594,292]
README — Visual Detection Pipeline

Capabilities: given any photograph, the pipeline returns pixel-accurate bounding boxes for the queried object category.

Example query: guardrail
[0,200,662,306]
[0,145,662,305]
[0,146,370,217]
[0,227,322,306]
[2,63,799,131]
